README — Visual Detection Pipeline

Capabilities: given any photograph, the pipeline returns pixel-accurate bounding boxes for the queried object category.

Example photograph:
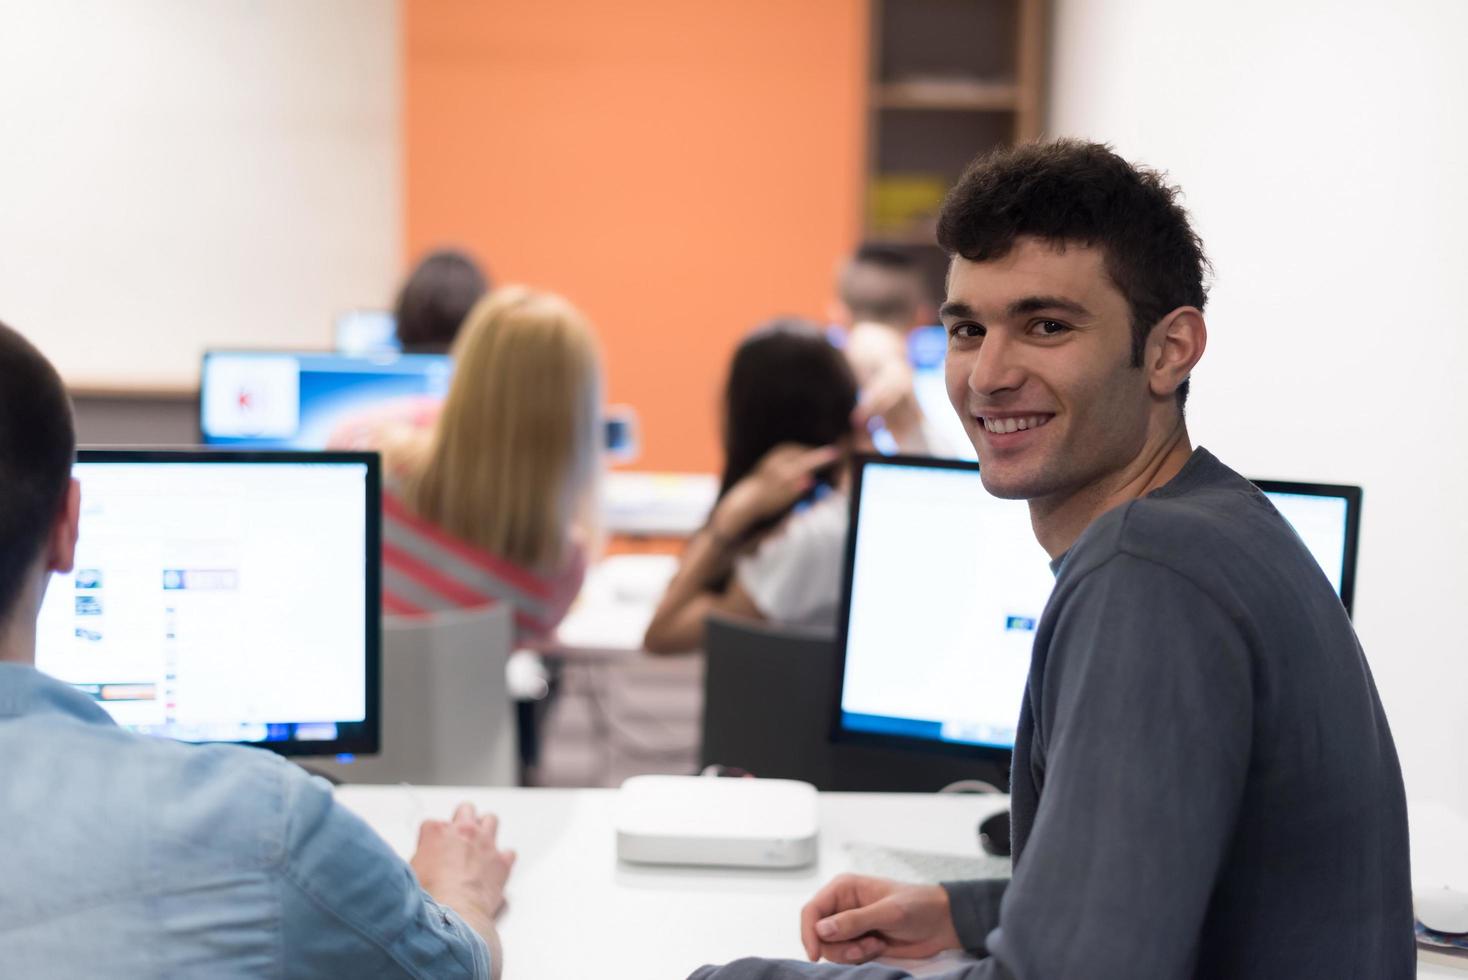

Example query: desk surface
[338,786,1004,979]
[547,554,678,657]
[337,786,1466,979]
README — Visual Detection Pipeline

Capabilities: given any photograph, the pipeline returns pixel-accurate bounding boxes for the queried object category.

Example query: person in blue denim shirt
[0,320,514,979]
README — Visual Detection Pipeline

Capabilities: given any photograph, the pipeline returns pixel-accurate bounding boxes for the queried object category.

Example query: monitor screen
[1254,479,1361,616]
[203,348,635,459]
[34,450,381,757]
[334,309,399,355]
[835,456,1049,758]
[201,350,453,449]
[833,457,1364,760]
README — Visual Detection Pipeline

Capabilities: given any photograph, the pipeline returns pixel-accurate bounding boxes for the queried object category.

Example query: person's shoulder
[761,490,849,552]
[108,731,328,867]
[738,491,847,586]
[1061,450,1269,584]
[802,488,850,533]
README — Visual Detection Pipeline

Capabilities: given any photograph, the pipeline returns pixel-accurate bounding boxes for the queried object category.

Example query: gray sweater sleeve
[689,552,1251,980]
[981,552,1253,978]
[941,879,1007,955]
[687,957,1002,980]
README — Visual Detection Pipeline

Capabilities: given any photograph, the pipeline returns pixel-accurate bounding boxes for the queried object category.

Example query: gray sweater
[691,448,1413,980]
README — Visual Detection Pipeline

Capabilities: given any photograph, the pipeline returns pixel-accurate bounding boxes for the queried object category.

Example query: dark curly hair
[0,321,75,626]
[937,139,1209,406]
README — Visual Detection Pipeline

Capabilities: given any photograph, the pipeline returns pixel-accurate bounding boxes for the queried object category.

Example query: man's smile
[978,413,1055,435]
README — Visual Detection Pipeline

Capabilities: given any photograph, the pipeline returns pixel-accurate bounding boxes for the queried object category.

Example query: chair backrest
[312,602,517,786]
[700,614,838,788]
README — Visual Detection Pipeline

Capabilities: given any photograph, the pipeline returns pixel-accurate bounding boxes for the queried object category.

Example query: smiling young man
[690,142,1413,978]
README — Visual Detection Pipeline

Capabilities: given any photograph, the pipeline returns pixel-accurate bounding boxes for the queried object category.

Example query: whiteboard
[0,0,400,391]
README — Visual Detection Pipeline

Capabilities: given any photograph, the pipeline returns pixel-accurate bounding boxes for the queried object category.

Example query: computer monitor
[832,456,1365,762]
[833,455,1047,763]
[34,450,381,757]
[202,348,640,461]
[200,349,453,449]
[1252,479,1362,616]
[334,309,400,355]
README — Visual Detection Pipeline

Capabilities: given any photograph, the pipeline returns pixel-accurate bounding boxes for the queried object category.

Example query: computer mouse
[978,809,1011,857]
[1415,886,1468,934]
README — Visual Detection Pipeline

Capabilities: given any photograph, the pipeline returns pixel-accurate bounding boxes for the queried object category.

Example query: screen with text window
[35,459,371,747]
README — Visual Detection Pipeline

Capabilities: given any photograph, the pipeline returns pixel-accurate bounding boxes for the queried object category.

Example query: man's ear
[47,478,80,575]
[1147,306,1208,400]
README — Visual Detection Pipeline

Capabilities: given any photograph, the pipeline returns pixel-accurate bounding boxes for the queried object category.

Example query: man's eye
[1033,319,1068,336]
[948,322,984,340]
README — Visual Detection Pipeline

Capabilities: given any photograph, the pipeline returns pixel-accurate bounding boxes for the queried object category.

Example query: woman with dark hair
[643,318,862,654]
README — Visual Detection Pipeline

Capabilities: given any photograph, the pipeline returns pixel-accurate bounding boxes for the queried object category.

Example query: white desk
[603,471,718,538]
[338,786,1004,979]
[336,786,1465,979]
[545,553,678,658]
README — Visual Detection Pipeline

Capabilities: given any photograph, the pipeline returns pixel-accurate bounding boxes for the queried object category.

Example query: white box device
[614,775,820,869]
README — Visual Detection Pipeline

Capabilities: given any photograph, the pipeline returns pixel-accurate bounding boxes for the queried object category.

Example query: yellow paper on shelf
[868,174,949,236]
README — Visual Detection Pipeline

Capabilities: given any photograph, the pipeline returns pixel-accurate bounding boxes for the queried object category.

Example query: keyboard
[844,841,1012,884]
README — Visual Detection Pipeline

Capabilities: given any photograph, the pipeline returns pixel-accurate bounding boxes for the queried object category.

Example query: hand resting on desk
[800,874,961,965]
[410,802,517,977]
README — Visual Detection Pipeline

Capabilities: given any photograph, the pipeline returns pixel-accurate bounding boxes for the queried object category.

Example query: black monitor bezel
[197,347,453,446]
[828,459,1364,763]
[68,448,382,758]
[1252,478,1363,617]
[829,453,1017,767]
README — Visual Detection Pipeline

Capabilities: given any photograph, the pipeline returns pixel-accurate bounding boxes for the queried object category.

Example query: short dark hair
[719,318,857,534]
[851,243,915,271]
[394,249,490,354]
[937,139,1209,406]
[0,322,76,625]
[839,243,928,328]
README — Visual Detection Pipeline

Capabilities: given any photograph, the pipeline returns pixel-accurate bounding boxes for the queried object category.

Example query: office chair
[699,614,839,789]
[312,603,517,786]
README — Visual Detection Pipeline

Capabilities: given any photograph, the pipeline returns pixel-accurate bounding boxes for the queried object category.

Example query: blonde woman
[378,286,602,642]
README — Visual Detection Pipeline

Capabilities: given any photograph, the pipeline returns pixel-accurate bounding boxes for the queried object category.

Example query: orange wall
[403,0,868,472]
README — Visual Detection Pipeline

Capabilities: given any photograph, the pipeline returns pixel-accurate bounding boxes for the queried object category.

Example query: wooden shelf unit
[872,80,1021,112]
[862,0,1048,300]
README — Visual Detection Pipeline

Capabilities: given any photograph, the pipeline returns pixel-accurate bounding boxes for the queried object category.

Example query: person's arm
[845,323,929,454]
[276,768,512,980]
[976,553,1252,978]
[410,803,517,977]
[691,552,1252,980]
[641,522,763,653]
[643,443,839,654]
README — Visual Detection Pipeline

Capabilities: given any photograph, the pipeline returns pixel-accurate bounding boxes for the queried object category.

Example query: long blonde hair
[403,286,602,571]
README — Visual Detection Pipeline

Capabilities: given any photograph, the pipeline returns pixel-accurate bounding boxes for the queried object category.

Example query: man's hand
[799,874,961,964]
[411,802,516,926]
[710,443,841,539]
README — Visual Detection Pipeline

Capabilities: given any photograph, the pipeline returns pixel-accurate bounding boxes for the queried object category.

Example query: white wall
[0,0,400,389]
[1049,0,1468,814]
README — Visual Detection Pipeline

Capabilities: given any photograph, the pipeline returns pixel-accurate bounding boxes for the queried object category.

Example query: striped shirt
[381,491,585,643]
